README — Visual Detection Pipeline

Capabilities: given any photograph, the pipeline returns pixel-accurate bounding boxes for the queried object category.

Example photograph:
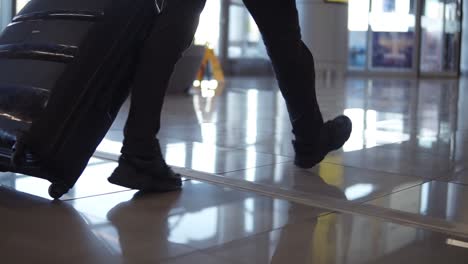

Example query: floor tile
[160,251,240,264]
[0,188,123,264]
[0,180,326,264]
[207,212,468,264]
[162,142,292,174]
[97,130,186,155]
[0,158,127,201]
[66,181,327,253]
[2,76,468,263]
[98,134,292,175]
[366,181,468,229]
[157,125,283,149]
[378,139,453,158]
[449,169,468,185]
[221,162,423,202]
[326,145,456,180]
[248,134,296,157]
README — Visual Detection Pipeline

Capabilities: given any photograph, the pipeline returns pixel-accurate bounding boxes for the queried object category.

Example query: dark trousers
[122,0,323,157]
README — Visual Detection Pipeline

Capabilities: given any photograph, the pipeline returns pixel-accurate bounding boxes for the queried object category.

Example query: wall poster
[371,32,414,69]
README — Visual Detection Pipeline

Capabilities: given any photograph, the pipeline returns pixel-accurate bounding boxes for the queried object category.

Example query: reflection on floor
[1,76,468,263]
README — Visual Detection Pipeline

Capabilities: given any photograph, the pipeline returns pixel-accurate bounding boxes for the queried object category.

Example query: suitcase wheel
[48,182,69,199]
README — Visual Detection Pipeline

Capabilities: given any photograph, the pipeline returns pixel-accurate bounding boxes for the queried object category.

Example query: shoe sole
[294,154,326,169]
[108,166,182,192]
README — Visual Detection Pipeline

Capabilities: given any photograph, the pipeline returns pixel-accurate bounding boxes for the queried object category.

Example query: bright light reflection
[369,0,415,32]
[348,0,370,31]
[420,183,429,214]
[244,198,255,233]
[194,0,220,51]
[191,144,216,173]
[15,177,50,199]
[447,239,468,249]
[246,89,258,144]
[426,1,443,19]
[168,207,218,243]
[193,93,218,123]
[201,88,216,98]
[343,109,365,152]
[345,183,374,200]
[164,143,187,168]
[16,0,30,13]
[201,80,219,91]
[418,137,437,149]
[96,138,122,154]
[245,146,257,182]
[343,108,409,152]
[200,123,217,144]
[365,110,378,148]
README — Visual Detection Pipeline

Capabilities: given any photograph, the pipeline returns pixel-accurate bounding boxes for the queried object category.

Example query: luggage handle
[12,10,105,23]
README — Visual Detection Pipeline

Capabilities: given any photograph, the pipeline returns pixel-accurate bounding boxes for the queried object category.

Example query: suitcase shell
[0,0,156,198]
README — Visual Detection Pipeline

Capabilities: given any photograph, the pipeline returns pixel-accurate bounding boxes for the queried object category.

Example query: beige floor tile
[0,158,127,201]
[207,213,468,264]
[221,162,423,202]
[366,181,468,230]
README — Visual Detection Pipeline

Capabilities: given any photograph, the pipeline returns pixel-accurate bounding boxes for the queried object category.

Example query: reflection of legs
[109,0,206,191]
[107,192,182,263]
[270,221,316,264]
[242,0,352,168]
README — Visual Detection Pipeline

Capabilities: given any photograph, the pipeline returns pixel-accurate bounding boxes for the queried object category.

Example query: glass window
[227,3,266,59]
[348,31,368,68]
[347,0,462,74]
[420,0,462,73]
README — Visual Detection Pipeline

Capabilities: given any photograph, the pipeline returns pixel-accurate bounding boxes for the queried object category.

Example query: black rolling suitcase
[0,0,156,198]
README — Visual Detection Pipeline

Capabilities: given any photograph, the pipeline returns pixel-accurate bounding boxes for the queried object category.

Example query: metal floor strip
[94,151,468,239]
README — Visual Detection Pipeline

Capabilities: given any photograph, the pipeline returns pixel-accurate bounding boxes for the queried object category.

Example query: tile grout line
[322,159,450,182]
[174,167,468,239]
[62,189,134,202]
[357,180,427,205]
[213,159,294,175]
[93,151,468,239]
[93,150,293,176]
[216,162,429,206]
[197,211,339,259]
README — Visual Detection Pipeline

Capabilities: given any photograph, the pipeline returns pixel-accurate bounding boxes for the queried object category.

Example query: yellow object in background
[196,47,224,83]
[194,46,225,97]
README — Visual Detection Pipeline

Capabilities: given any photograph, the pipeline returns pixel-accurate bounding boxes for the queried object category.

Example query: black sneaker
[293,115,352,169]
[108,154,182,192]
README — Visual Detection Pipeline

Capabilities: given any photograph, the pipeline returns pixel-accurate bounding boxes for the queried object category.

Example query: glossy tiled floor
[2,76,468,263]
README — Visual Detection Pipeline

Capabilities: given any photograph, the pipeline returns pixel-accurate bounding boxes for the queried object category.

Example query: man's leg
[109,0,207,191]
[242,0,352,168]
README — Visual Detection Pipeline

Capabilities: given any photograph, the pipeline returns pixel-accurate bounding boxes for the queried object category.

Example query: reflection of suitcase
[0,0,156,199]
